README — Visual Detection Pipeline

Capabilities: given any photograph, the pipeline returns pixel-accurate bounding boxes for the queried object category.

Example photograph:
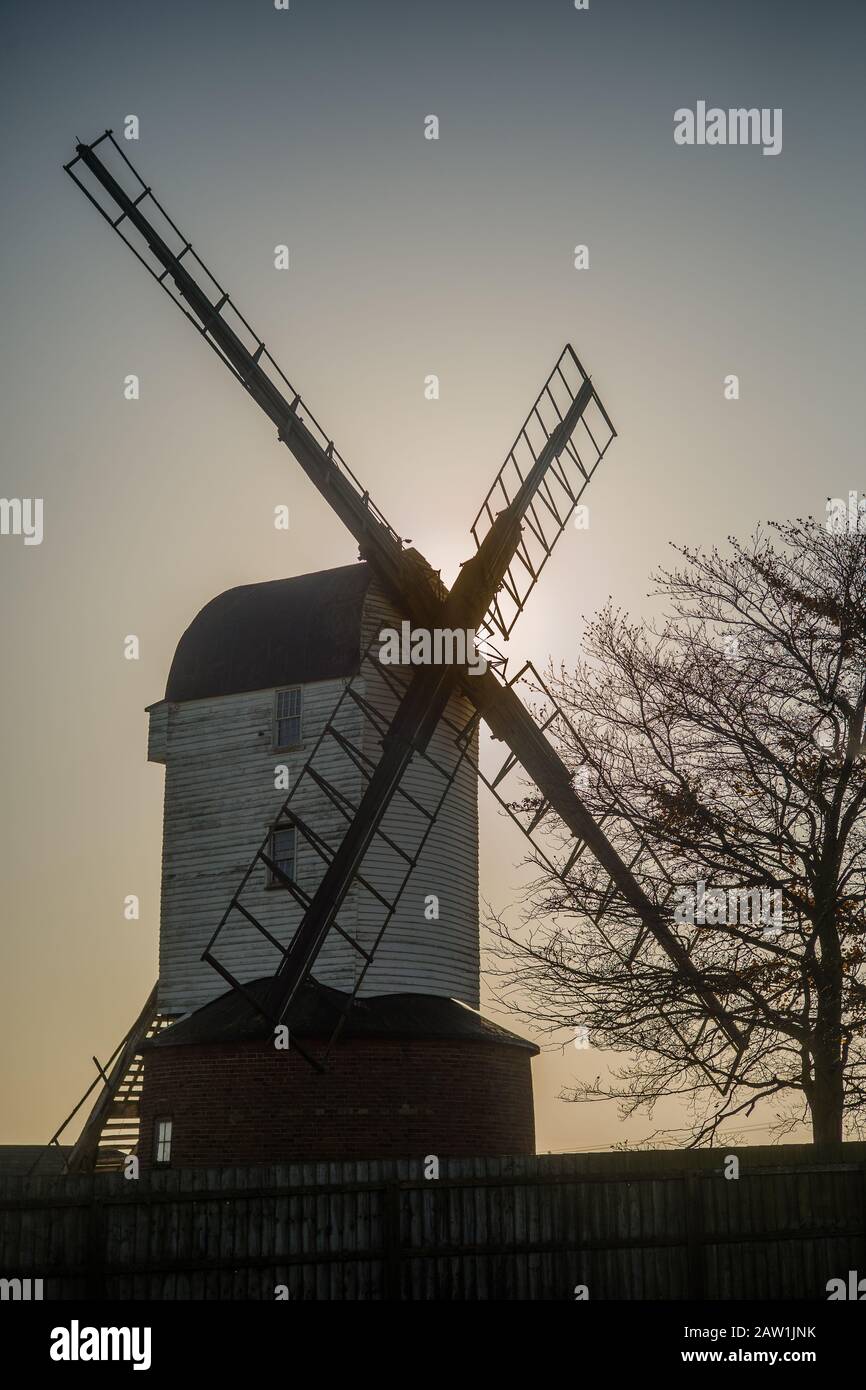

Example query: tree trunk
[809,877,845,1146]
[809,1051,844,1145]
[809,975,844,1145]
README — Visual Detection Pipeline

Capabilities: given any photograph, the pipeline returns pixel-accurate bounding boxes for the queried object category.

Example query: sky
[1,0,864,1154]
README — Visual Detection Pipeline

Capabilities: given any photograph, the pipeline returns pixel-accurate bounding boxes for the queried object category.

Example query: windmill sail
[64,132,405,571]
[446,662,749,1079]
[470,345,616,641]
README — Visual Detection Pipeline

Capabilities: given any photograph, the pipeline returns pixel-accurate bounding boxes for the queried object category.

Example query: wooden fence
[2,1144,865,1299]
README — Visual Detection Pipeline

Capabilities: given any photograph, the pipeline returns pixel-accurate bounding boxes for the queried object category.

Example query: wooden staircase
[91,1009,175,1171]
[35,984,175,1175]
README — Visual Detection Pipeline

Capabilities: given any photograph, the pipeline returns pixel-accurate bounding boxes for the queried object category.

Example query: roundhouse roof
[164,563,372,703]
[144,977,538,1053]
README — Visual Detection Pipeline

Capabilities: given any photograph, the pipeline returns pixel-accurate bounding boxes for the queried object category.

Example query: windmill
[54,130,747,1171]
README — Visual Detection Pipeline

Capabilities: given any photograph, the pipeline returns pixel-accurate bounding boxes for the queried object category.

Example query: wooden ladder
[65,984,171,1173]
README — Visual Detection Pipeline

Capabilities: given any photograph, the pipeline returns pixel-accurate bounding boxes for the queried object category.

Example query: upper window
[268,824,296,887]
[154,1117,172,1166]
[274,687,302,749]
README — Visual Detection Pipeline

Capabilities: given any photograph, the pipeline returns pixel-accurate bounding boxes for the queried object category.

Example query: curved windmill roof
[164,563,373,703]
[144,977,539,1052]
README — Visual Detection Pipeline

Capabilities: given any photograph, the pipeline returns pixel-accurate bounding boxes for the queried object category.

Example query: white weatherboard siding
[151,573,480,1015]
[152,677,364,1014]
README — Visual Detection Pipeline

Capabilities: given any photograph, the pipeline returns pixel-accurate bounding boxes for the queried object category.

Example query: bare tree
[488,519,866,1145]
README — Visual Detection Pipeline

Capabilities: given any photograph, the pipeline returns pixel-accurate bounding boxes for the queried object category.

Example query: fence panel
[1,1145,864,1300]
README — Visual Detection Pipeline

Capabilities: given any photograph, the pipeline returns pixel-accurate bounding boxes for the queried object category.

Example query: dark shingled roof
[144,977,538,1053]
[164,563,373,703]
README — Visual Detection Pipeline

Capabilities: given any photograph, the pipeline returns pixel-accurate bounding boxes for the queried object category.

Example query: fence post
[683,1174,705,1299]
[383,1181,402,1301]
[85,1194,107,1301]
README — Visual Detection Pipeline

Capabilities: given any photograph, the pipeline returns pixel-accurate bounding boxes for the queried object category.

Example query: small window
[268,823,296,887]
[274,687,302,749]
[154,1117,172,1166]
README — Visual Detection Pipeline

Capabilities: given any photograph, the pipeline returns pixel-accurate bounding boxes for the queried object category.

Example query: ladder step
[107,1100,139,1119]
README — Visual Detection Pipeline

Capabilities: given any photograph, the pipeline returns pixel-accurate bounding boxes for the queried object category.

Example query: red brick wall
[138,1037,535,1167]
